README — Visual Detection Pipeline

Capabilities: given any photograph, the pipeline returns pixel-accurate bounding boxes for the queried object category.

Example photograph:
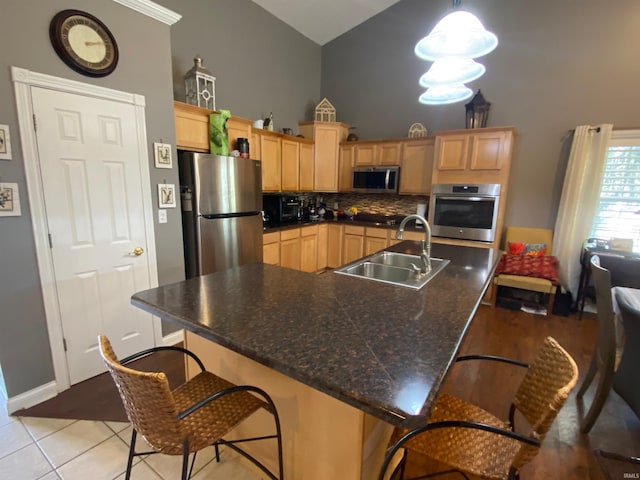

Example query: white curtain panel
[553,124,613,300]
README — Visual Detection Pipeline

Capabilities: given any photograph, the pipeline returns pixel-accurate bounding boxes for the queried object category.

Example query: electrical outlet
[158,209,167,224]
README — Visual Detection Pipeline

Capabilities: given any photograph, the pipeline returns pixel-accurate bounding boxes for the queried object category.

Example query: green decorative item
[209,109,231,155]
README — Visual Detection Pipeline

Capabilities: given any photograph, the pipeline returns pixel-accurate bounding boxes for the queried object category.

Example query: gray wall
[321,0,640,229]
[0,0,320,400]
[160,0,321,135]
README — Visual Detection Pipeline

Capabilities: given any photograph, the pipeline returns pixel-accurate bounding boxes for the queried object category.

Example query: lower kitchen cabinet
[364,228,389,255]
[263,231,280,265]
[327,224,344,268]
[343,226,365,265]
[300,225,319,273]
[317,224,328,270]
[280,228,301,270]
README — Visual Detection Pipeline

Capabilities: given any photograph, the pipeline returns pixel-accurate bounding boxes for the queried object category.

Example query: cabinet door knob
[130,247,144,256]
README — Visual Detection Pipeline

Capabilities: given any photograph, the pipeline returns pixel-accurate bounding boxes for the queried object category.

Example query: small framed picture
[0,183,21,216]
[0,124,12,160]
[158,183,176,208]
[154,142,172,169]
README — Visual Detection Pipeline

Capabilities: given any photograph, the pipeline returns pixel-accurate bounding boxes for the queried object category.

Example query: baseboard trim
[6,381,57,414]
[162,329,184,346]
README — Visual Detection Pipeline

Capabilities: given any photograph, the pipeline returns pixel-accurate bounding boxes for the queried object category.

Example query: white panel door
[31,87,155,384]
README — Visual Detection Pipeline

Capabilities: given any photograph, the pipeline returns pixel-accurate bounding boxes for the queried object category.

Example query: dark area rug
[13,347,185,423]
[595,449,640,480]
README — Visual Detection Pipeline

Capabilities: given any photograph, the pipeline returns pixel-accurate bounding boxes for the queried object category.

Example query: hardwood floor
[403,305,640,480]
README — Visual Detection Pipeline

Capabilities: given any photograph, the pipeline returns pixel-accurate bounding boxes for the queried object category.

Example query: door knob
[130,247,144,256]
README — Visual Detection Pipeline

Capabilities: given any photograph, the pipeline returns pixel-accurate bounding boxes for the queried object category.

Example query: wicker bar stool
[98,335,284,480]
[378,336,578,480]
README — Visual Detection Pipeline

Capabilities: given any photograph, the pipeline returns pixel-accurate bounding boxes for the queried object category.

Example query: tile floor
[0,402,265,480]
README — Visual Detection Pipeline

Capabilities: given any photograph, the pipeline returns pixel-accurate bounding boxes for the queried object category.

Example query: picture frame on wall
[0,124,12,160]
[0,183,21,216]
[154,142,172,169]
[158,183,176,208]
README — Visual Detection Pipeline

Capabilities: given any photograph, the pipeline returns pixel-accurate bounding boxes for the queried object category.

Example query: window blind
[590,130,640,252]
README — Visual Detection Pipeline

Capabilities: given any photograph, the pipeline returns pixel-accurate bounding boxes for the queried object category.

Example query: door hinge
[48,233,53,248]
[63,338,67,352]
[32,114,37,132]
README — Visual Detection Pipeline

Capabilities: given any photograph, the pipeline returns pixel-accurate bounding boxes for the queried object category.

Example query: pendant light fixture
[415,0,498,105]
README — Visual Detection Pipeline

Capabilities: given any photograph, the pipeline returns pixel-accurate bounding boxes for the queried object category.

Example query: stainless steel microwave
[352,166,399,194]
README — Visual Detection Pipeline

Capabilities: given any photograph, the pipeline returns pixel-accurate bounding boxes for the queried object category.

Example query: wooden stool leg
[545,287,556,316]
[490,280,498,308]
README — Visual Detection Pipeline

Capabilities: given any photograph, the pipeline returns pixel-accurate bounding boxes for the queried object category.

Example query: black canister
[236,137,250,158]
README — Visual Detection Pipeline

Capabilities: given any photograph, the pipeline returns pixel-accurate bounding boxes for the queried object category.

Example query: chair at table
[98,335,283,480]
[378,336,578,480]
[576,255,618,433]
[612,288,640,420]
[491,227,558,316]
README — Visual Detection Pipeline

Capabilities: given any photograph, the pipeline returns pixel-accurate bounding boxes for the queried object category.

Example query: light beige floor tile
[105,421,129,434]
[143,445,216,479]
[0,443,54,480]
[37,420,114,468]
[114,460,163,480]
[55,436,130,480]
[0,421,32,459]
[190,452,264,480]
[0,404,18,428]
[20,417,76,440]
[38,472,61,480]
[116,425,153,453]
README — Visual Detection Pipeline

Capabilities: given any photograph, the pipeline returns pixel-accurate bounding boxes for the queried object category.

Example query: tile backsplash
[293,192,429,217]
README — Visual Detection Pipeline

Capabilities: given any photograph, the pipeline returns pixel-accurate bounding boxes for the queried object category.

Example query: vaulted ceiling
[251,0,402,45]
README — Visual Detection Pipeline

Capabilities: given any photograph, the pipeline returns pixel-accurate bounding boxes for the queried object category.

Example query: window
[590,130,640,252]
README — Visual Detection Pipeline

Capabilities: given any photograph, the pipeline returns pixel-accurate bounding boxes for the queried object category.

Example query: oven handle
[436,195,497,202]
[384,169,390,190]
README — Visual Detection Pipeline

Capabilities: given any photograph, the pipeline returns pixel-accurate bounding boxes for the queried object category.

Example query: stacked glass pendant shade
[416,10,497,105]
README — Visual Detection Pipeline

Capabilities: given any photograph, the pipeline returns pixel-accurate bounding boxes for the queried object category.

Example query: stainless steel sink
[334,252,449,289]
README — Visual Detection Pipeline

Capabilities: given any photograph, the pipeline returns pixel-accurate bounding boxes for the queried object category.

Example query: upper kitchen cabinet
[338,143,355,192]
[353,140,402,166]
[281,137,300,191]
[433,127,515,185]
[299,141,315,191]
[298,121,350,192]
[257,130,282,192]
[174,101,210,152]
[399,137,435,195]
[227,116,252,154]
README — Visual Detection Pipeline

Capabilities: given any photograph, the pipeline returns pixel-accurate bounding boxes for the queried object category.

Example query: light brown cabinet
[300,225,319,273]
[433,127,514,185]
[364,227,389,255]
[174,101,210,152]
[342,225,365,265]
[281,138,300,191]
[259,133,282,192]
[316,224,328,270]
[298,121,350,192]
[399,137,435,195]
[353,140,401,166]
[280,228,301,270]
[327,224,344,268]
[299,142,314,191]
[338,143,355,192]
[263,231,280,266]
[227,116,252,154]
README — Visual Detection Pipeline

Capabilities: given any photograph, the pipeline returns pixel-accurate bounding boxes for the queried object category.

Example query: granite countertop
[263,213,420,233]
[131,241,500,428]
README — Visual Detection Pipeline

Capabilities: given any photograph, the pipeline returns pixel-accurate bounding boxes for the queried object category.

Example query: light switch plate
[158,209,167,224]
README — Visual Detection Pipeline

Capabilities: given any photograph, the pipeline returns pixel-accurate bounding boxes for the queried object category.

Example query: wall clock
[49,9,119,77]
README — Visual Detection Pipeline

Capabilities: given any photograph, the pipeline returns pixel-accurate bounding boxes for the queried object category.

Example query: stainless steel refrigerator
[178,152,263,278]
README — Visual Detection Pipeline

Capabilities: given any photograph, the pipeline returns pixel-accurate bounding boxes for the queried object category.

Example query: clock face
[50,10,118,77]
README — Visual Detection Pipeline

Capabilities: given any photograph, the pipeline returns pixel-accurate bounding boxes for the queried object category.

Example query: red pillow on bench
[495,254,560,283]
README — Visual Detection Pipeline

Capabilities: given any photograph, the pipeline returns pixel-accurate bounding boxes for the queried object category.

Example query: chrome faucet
[396,214,432,275]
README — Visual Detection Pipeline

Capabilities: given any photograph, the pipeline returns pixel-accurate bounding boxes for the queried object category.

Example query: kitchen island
[131,241,500,479]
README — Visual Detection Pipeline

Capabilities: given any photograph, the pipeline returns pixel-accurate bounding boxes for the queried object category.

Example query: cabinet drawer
[300,224,318,236]
[365,227,389,239]
[344,225,365,235]
[263,231,280,245]
[280,228,301,241]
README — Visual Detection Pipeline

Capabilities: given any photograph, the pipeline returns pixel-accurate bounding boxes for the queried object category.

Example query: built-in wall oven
[429,184,501,242]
